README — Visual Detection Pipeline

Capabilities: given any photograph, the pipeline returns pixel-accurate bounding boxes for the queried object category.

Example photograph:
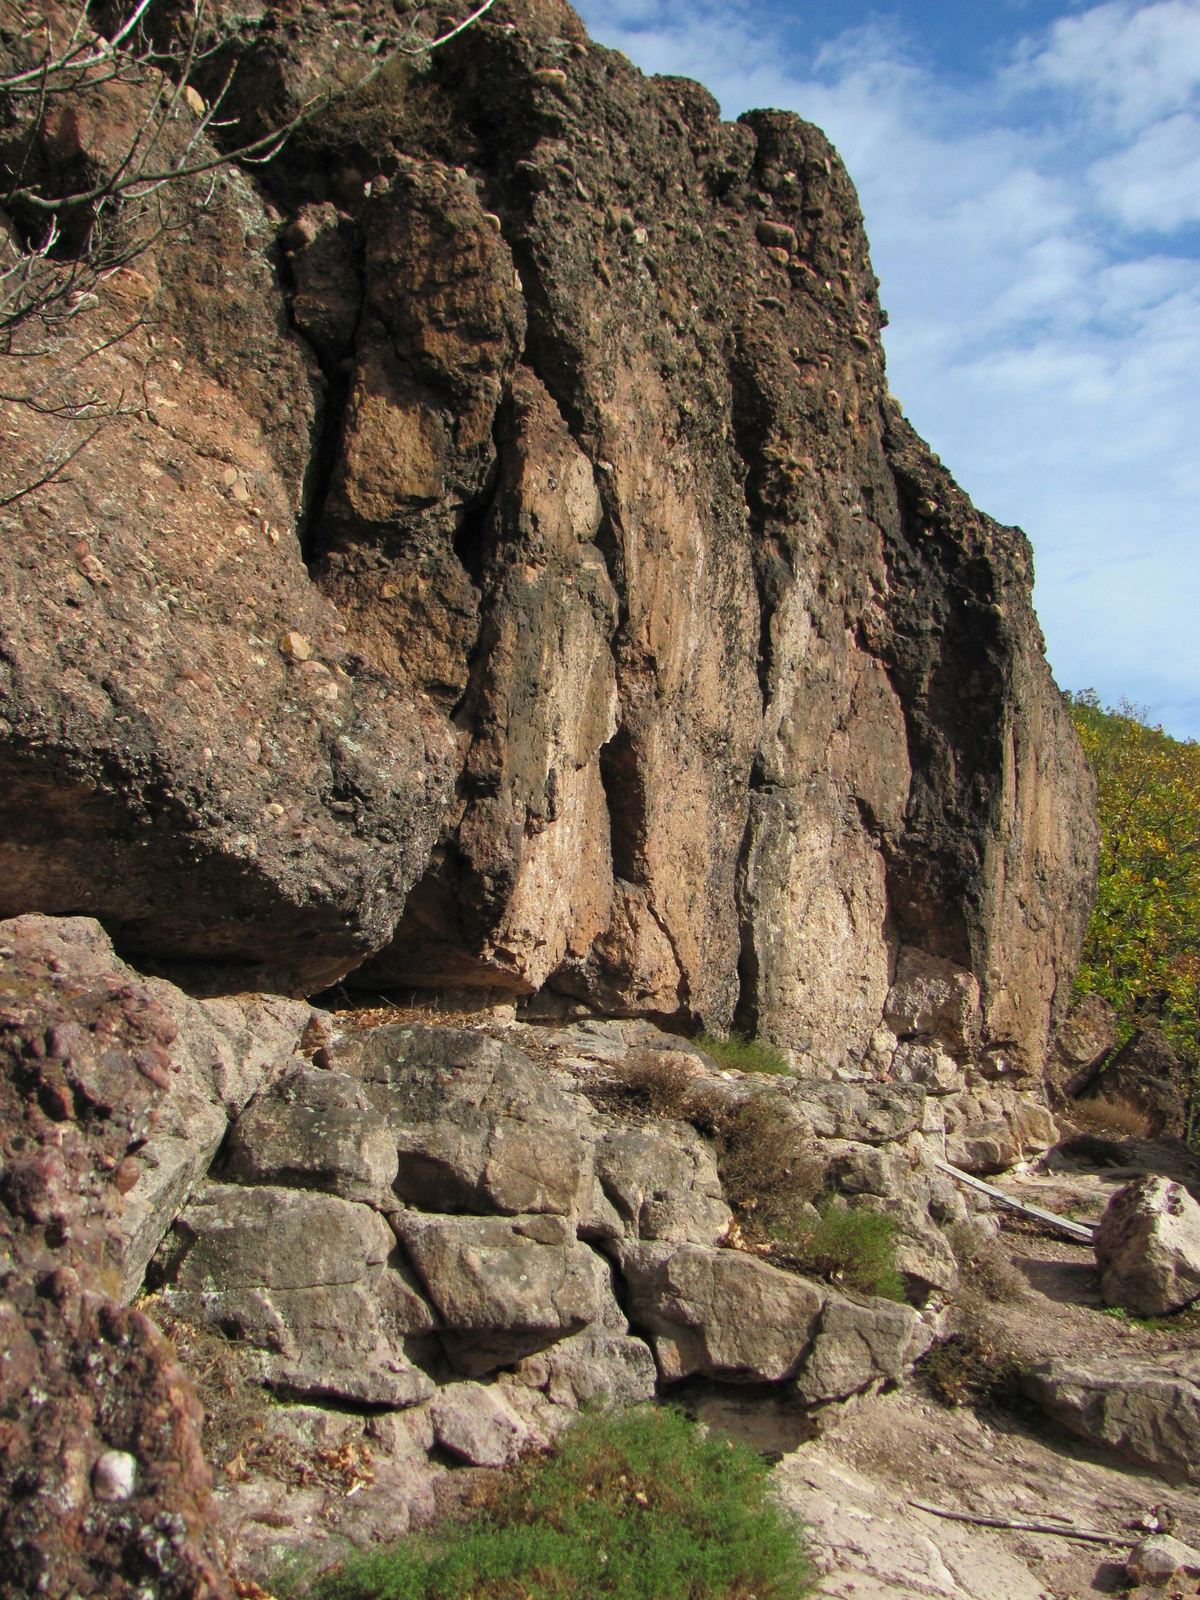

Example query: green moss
[696,1031,791,1075]
[293,1407,812,1600]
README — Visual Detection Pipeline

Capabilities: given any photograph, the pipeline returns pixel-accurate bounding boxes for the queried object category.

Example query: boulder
[328,1025,597,1217]
[161,1184,435,1407]
[1081,1028,1189,1137]
[786,1080,927,1145]
[794,1294,928,1403]
[1046,992,1118,1099]
[512,1324,658,1411]
[1022,1354,1200,1482]
[593,1121,732,1246]
[1126,1534,1200,1587]
[884,947,982,1052]
[889,1041,962,1094]
[429,1382,531,1467]
[1095,1176,1200,1315]
[395,1210,611,1377]
[224,1065,399,1207]
[615,1240,825,1383]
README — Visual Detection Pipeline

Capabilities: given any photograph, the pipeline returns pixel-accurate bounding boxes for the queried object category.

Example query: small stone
[221,466,239,487]
[278,631,311,661]
[1127,1534,1200,1586]
[533,67,568,87]
[92,1450,136,1502]
[230,481,250,503]
[430,1382,530,1467]
[756,218,798,253]
[184,85,205,116]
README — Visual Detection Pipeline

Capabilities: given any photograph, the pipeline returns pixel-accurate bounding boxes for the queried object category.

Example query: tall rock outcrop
[0,0,1096,1072]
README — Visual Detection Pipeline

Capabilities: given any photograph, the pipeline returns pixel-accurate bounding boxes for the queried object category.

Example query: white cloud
[576,0,1200,737]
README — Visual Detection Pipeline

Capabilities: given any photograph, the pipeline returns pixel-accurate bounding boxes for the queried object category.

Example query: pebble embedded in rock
[277,631,311,661]
[92,1450,137,1502]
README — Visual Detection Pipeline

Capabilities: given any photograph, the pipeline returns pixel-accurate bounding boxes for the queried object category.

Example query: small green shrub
[697,1031,791,1075]
[778,1204,907,1302]
[297,1406,812,1600]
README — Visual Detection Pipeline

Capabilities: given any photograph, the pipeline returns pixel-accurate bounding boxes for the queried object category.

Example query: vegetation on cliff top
[297,1406,812,1600]
[1066,692,1200,1078]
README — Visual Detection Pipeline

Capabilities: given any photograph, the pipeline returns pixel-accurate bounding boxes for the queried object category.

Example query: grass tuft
[1068,1097,1154,1139]
[776,1204,908,1302]
[696,1032,792,1075]
[291,1406,812,1600]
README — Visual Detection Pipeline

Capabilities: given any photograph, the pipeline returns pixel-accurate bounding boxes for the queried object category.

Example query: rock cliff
[0,0,1096,1077]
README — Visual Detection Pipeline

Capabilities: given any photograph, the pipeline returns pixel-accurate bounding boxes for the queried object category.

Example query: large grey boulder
[1126,1534,1200,1587]
[615,1239,927,1396]
[785,1080,927,1145]
[161,1184,436,1407]
[1095,1176,1200,1315]
[395,1210,611,1377]
[794,1294,928,1404]
[224,1065,399,1207]
[593,1121,732,1246]
[1023,1354,1200,1482]
[615,1240,825,1383]
[329,1025,597,1217]
[513,1323,658,1411]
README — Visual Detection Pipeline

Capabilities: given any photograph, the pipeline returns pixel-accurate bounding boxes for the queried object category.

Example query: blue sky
[575,1,1200,739]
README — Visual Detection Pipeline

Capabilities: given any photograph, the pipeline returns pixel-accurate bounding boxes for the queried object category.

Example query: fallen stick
[933,1159,1097,1242]
[908,1499,1127,1546]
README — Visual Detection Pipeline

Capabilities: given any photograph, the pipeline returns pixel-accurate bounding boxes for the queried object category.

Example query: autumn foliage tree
[1067,692,1200,1090]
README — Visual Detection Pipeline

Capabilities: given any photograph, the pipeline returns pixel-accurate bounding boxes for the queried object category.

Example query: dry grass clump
[693,1094,823,1242]
[1068,1097,1154,1139]
[916,1328,1027,1412]
[148,1303,372,1493]
[948,1222,1028,1304]
[606,1050,699,1119]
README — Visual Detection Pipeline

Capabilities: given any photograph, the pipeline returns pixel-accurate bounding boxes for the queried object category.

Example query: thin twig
[909,1500,1128,1546]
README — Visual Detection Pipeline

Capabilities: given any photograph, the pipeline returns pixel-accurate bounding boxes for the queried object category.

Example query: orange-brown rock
[0,0,1096,1074]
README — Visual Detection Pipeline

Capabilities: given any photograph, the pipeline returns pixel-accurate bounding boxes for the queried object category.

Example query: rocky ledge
[1,911,1070,1587]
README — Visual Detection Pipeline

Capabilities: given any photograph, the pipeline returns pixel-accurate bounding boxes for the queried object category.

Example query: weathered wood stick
[933,1159,1097,1242]
[909,1499,1127,1545]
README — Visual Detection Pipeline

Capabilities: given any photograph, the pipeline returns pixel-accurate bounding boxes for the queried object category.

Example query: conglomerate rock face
[0,0,1095,1068]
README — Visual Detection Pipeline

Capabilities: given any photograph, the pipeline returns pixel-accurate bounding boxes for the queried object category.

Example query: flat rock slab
[1023,1353,1200,1483]
[775,1447,1046,1600]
